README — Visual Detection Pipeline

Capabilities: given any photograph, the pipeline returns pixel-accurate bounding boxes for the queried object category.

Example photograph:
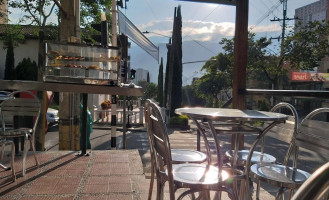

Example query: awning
[118,10,159,62]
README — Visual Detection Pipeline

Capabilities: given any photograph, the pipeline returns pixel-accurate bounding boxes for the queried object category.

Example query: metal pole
[110,0,118,149]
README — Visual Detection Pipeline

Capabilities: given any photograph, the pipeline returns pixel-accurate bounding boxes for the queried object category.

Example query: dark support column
[80,93,88,155]
[232,0,249,150]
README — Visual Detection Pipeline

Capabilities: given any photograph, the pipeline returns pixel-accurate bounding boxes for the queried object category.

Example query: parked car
[46,108,59,126]
[0,91,11,102]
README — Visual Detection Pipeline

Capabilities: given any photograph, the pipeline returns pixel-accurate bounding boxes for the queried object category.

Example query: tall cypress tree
[164,38,171,108]
[169,6,183,115]
[4,36,15,80]
[157,57,164,107]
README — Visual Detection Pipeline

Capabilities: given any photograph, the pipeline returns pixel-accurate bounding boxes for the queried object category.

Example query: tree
[1,25,25,80]
[8,0,57,34]
[168,6,182,116]
[138,80,158,101]
[182,85,205,107]
[4,36,15,80]
[14,58,38,80]
[284,20,329,71]
[157,57,164,107]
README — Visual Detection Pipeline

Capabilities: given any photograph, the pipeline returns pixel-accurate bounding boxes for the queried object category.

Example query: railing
[92,107,144,126]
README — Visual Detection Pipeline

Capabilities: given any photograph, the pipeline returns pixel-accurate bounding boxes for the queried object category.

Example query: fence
[92,106,144,126]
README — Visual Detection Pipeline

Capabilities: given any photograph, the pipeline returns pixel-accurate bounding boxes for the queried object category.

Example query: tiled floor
[0,150,148,200]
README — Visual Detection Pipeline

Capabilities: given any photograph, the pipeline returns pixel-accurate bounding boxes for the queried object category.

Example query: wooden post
[232,0,249,149]
[58,0,81,150]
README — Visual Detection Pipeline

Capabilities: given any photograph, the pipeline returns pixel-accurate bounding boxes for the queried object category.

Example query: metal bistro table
[0,80,143,155]
[175,107,288,199]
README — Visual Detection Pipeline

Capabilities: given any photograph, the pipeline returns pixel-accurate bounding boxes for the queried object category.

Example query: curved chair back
[292,162,329,200]
[0,90,41,138]
[145,99,175,200]
[293,108,329,168]
[267,102,299,165]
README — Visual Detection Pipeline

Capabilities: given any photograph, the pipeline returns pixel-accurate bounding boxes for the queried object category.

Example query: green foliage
[4,37,15,80]
[284,20,329,70]
[258,99,269,111]
[8,0,56,29]
[182,85,205,107]
[169,6,182,115]
[157,57,164,107]
[169,115,188,126]
[14,58,38,81]
[138,80,158,101]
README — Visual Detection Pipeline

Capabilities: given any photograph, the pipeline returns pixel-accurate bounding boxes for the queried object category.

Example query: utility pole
[270,0,295,55]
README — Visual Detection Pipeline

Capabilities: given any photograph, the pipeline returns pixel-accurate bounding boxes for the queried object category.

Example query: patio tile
[106,193,132,200]
[85,177,109,185]
[62,169,85,176]
[83,184,108,194]
[108,183,132,193]
[53,184,79,194]
[79,194,108,200]
[25,185,56,195]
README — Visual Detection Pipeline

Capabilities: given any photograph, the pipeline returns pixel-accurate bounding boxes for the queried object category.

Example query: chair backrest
[0,90,41,135]
[144,99,175,199]
[292,161,329,200]
[265,102,299,143]
[261,102,299,165]
[294,108,329,167]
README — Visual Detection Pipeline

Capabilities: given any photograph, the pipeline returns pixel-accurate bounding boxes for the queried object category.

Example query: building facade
[295,0,328,27]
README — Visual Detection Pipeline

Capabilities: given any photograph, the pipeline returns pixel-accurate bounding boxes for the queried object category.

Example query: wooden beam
[233,0,248,110]
[232,0,249,150]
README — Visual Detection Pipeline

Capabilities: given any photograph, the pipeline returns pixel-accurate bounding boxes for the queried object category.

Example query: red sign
[291,72,329,82]
[291,72,310,81]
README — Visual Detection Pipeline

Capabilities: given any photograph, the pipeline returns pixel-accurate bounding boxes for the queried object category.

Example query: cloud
[249,23,281,33]
[136,18,282,45]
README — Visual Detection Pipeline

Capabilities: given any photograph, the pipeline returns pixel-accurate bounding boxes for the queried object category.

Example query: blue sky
[118,0,318,84]
[8,0,320,84]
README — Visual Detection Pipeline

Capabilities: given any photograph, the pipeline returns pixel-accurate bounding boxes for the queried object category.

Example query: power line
[249,0,281,31]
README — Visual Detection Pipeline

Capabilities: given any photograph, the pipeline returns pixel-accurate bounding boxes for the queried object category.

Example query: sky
[118,0,319,84]
[8,0,320,84]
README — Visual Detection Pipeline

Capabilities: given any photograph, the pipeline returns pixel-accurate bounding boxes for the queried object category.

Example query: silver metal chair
[225,102,299,199]
[291,161,329,200]
[0,137,16,181]
[249,107,329,200]
[145,99,244,200]
[225,102,298,166]
[144,100,208,200]
[0,90,40,177]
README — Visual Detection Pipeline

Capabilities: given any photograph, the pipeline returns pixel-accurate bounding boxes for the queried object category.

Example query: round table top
[175,107,288,122]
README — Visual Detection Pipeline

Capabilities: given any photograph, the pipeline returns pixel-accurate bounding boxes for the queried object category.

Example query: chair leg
[0,143,5,160]
[148,163,155,200]
[256,179,261,200]
[22,138,29,176]
[275,187,285,200]
[29,137,39,166]
[9,141,16,181]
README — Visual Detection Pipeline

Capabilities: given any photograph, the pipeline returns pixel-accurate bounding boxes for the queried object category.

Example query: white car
[46,108,59,126]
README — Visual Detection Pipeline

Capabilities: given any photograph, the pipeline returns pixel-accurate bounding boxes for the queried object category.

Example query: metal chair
[225,102,299,199]
[0,137,16,181]
[249,107,329,200]
[225,102,298,166]
[145,99,244,200]
[0,90,40,177]
[291,161,329,200]
[144,100,209,200]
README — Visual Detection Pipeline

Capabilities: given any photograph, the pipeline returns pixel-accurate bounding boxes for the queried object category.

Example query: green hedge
[170,115,189,126]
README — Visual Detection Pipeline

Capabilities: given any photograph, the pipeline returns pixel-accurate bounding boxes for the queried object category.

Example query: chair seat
[171,149,207,164]
[226,150,276,164]
[172,164,244,188]
[0,128,32,137]
[251,163,311,189]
